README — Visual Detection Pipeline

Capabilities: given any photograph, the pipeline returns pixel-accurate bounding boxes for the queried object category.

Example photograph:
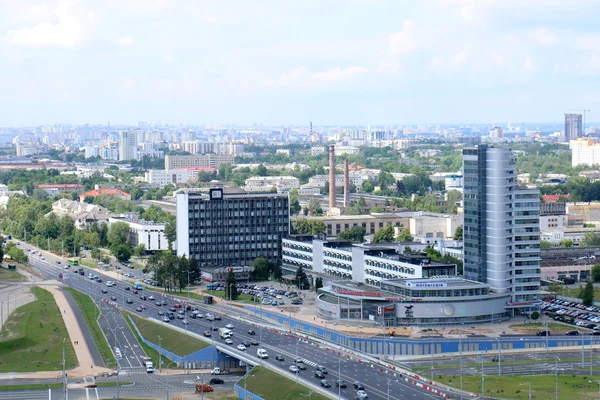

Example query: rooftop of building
[383,276,489,289]
[37,183,84,188]
[177,187,287,199]
[80,189,131,197]
[109,216,166,226]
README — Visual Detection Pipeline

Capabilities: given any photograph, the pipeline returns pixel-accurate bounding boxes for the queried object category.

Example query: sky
[1,0,600,126]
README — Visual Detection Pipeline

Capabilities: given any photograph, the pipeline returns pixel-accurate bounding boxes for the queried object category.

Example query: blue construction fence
[244,306,600,357]
[127,315,239,369]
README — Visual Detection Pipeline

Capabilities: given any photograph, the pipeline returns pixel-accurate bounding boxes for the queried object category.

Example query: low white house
[108,216,169,251]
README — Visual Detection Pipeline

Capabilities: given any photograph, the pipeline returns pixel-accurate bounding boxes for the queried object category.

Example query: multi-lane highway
[21,241,453,400]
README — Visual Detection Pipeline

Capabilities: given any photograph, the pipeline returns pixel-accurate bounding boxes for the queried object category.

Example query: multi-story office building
[119,131,138,161]
[565,113,583,141]
[165,154,234,170]
[176,188,290,268]
[109,216,169,251]
[463,145,540,305]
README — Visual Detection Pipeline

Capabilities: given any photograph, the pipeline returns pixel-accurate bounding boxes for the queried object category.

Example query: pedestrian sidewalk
[10,282,112,379]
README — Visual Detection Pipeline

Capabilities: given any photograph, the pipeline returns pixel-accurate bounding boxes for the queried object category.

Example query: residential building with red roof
[80,189,131,203]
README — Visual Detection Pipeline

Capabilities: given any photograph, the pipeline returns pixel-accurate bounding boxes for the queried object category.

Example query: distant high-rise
[565,113,583,141]
[119,131,138,161]
[463,145,540,304]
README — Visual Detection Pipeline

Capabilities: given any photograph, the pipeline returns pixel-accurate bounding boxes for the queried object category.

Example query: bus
[68,258,79,267]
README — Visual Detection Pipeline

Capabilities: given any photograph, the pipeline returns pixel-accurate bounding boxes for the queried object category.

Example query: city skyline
[1,1,600,126]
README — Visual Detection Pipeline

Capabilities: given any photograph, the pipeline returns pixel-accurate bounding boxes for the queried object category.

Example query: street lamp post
[556,356,561,400]
[520,382,531,400]
[494,338,502,376]
[158,335,162,373]
[480,351,485,397]
[459,326,463,400]
[337,358,343,400]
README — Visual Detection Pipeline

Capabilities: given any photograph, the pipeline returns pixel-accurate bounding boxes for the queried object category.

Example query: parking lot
[206,283,304,307]
[542,299,600,334]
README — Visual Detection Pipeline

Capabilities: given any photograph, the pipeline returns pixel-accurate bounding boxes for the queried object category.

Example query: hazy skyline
[1,0,600,126]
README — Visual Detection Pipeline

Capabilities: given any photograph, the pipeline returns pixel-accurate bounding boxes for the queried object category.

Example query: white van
[257,348,269,359]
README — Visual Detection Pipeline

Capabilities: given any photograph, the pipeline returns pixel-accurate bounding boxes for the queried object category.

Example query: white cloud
[577,35,600,52]
[581,55,600,74]
[387,20,417,56]
[528,27,557,45]
[265,66,368,89]
[117,36,133,47]
[523,56,535,71]
[3,1,84,48]
[453,51,468,66]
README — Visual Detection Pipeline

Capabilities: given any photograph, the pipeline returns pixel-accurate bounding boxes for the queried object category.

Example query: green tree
[559,239,573,248]
[306,198,323,215]
[337,226,366,243]
[295,265,310,290]
[133,244,146,257]
[582,281,595,306]
[289,189,301,215]
[583,231,600,247]
[397,227,414,242]
[548,283,562,298]
[314,277,323,291]
[91,248,102,261]
[272,263,283,280]
[453,226,463,241]
[164,221,176,249]
[112,244,132,263]
[108,222,130,248]
[225,270,239,300]
[530,311,540,321]
[256,164,268,177]
[592,264,600,283]
[540,240,552,249]
[362,180,375,193]
[372,225,395,243]
[188,257,201,284]
[251,257,271,280]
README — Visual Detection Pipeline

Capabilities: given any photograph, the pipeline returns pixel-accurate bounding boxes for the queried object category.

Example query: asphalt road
[23,242,451,400]
[0,373,241,400]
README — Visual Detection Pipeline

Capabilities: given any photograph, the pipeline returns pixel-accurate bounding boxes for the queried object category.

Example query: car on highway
[110,296,117,301]
[224,338,233,345]
[214,315,221,321]
[162,300,167,305]
[125,286,130,291]
[133,289,138,294]
[248,330,256,335]
[320,379,331,388]
[140,295,147,300]
[317,365,328,374]
[275,355,285,361]
[126,298,133,304]
[148,295,155,300]
[296,363,306,370]
[209,378,224,385]
[237,344,246,351]
[158,311,165,316]
[177,314,185,319]
[155,301,162,306]
[536,330,550,336]
[289,365,299,373]
[101,288,108,294]
[203,331,212,337]
[314,370,325,379]
[56,261,61,264]
[162,316,170,322]
[178,309,185,315]
[169,306,177,312]
[566,330,580,336]
[250,339,259,346]
[242,340,252,347]
[353,382,365,390]
[182,319,189,325]
[336,380,347,388]
[356,389,368,399]
[136,306,143,312]
[225,323,234,329]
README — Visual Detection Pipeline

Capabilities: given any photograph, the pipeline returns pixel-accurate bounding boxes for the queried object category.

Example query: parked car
[536,330,550,336]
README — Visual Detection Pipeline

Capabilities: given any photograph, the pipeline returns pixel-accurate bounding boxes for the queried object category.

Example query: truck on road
[218,328,232,339]
[210,367,231,375]
[142,356,154,373]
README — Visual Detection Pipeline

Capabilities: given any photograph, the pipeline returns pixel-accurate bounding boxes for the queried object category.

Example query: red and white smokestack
[329,145,336,210]
[343,158,350,207]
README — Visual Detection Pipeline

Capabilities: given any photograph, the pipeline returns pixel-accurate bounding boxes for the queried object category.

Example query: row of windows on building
[189,200,287,209]
[283,250,313,262]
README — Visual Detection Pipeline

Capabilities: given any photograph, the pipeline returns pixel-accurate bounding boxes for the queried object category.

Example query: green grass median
[437,374,600,399]
[64,288,116,369]
[0,287,77,372]
[124,312,208,356]
[239,366,330,400]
